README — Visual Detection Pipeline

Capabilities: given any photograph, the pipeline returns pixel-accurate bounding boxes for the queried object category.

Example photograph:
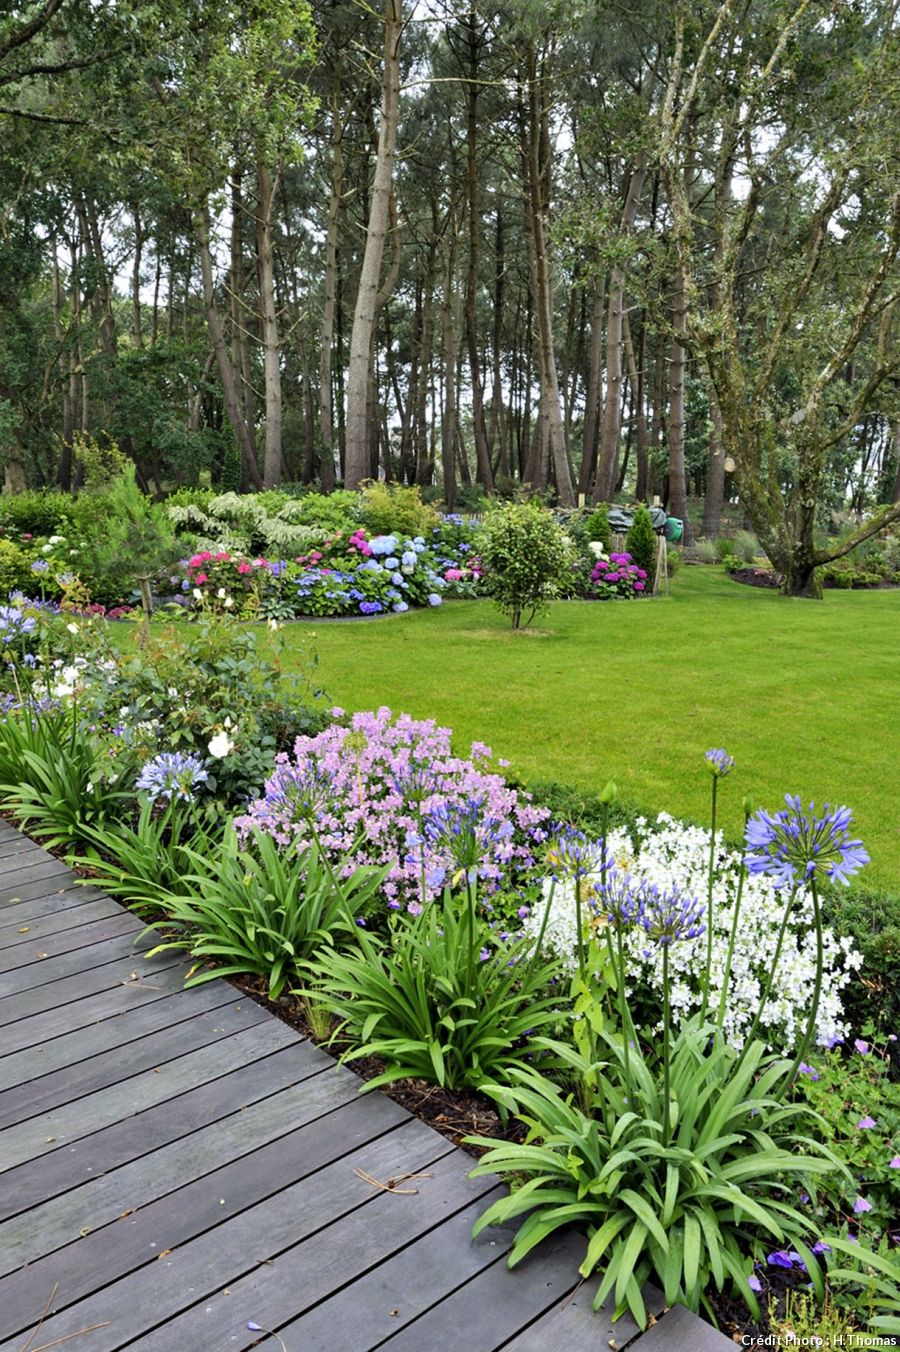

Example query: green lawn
[269,567,900,887]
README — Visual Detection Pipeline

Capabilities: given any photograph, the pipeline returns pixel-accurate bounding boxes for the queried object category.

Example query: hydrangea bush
[524,811,862,1047]
[235,706,551,908]
[586,550,648,599]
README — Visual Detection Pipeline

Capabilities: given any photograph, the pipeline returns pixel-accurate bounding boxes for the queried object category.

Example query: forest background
[2,0,899,597]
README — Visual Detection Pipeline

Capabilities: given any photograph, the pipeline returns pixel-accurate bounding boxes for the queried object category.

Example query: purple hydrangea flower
[744,796,869,888]
[705,748,734,777]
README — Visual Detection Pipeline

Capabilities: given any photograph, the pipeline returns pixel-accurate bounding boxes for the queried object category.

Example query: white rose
[192,588,203,600]
[66,623,78,635]
[223,596,234,609]
[217,588,226,599]
[207,731,234,759]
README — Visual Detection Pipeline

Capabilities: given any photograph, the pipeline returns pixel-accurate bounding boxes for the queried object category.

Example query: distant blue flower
[359,600,383,615]
[744,796,869,888]
[546,829,609,882]
[597,867,645,927]
[705,748,734,777]
[369,535,398,556]
[427,594,442,606]
[135,751,209,803]
[30,559,51,574]
[392,572,403,584]
[392,601,409,613]
[401,551,417,567]
[798,1062,819,1079]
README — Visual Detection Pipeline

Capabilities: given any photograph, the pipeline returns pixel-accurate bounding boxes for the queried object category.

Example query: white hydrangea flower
[524,813,862,1050]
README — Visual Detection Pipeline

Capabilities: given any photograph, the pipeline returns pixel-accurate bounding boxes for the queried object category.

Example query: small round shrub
[481,501,573,628]
[356,482,440,539]
[583,503,612,553]
[0,490,74,537]
[624,505,656,574]
[0,539,32,596]
[694,538,719,564]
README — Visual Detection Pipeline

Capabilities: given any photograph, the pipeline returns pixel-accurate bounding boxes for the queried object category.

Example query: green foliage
[793,1040,900,1243]
[468,1028,846,1329]
[277,491,357,533]
[144,831,386,1000]
[481,501,574,628]
[84,466,176,613]
[0,537,31,595]
[624,506,656,574]
[695,538,719,564]
[78,799,225,915]
[0,705,133,849]
[355,482,440,539]
[113,614,324,801]
[584,504,613,553]
[820,887,900,1034]
[167,491,327,556]
[305,891,561,1091]
[0,490,74,537]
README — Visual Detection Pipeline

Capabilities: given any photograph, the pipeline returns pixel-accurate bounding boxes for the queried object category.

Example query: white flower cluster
[524,812,863,1051]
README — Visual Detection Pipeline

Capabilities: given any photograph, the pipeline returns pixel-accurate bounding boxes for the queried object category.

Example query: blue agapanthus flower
[0,605,37,645]
[597,867,646,927]
[705,748,734,777]
[546,828,609,882]
[135,752,209,803]
[639,880,705,947]
[744,796,869,887]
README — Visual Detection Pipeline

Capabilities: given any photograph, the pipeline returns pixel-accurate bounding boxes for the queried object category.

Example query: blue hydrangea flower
[427,594,442,606]
[393,601,409,613]
[401,551,417,567]
[368,535,398,556]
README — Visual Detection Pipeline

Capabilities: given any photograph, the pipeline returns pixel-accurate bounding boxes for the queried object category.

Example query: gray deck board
[0,838,737,1352]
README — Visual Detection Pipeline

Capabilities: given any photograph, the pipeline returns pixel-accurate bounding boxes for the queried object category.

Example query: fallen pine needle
[352,1169,432,1194]
[16,1282,58,1352]
[22,1324,112,1352]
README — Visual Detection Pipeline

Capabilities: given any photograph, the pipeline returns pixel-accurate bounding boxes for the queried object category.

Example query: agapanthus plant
[135,751,210,803]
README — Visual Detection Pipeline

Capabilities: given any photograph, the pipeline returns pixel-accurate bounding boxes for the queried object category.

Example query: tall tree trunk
[256,161,283,488]
[594,168,646,502]
[131,206,144,349]
[703,387,726,537]
[51,240,74,488]
[523,46,573,504]
[344,0,402,489]
[667,260,692,541]
[579,271,606,498]
[490,205,509,479]
[196,204,263,489]
[415,235,436,486]
[623,309,649,502]
[230,172,254,441]
[318,53,343,493]
[441,189,460,510]
[463,17,494,493]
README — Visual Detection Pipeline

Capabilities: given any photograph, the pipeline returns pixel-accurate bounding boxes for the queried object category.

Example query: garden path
[0,819,734,1351]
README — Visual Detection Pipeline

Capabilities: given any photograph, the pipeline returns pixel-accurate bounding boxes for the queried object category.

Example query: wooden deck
[0,819,735,1351]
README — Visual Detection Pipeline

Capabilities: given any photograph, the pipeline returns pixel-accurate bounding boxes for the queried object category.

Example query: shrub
[586,550,649,600]
[733,529,759,563]
[584,504,613,553]
[624,505,656,574]
[0,538,32,596]
[695,538,719,563]
[276,490,357,533]
[356,482,440,539]
[819,885,900,1034]
[0,490,74,537]
[481,501,574,628]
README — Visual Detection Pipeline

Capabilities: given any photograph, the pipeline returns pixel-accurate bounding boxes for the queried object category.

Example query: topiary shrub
[583,503,612,553]
[481,501,573,628]
[625,504,656,574]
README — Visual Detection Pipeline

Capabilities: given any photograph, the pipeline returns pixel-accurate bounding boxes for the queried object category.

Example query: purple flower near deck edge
[854,1039,870,1054]
[857,1116,877,1129]
[744,795,869,888]
[767,1250,795,1269]
[812,1241,831,1254]
[748,1275,762,1293]
[705,748,734,778]
[853,1196,872,1214]
[798,1062,819,1079]
[889,1157,900,1169]
[135,751,209,803]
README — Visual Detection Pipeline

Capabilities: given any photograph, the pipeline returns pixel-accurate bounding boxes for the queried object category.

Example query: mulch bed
[729,566,900,590]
